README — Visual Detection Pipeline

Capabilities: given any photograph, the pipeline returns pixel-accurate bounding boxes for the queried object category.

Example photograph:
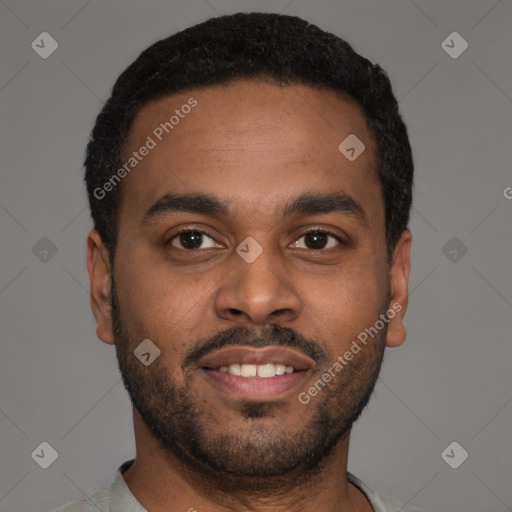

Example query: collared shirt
[48,459,423,512]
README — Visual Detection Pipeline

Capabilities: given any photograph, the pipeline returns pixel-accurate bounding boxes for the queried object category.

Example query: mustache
[183,324,329,368]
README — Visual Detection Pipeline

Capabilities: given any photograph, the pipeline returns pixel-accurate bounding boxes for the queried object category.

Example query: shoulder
[45,487,111,512]
[347,471,424,512]
[370,489,424,512]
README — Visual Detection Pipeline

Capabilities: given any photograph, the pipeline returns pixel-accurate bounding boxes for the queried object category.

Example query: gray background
[1,1,511,511]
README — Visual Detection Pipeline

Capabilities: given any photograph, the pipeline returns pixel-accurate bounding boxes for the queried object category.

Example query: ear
[86,230,115,345]
[385,229,412,348]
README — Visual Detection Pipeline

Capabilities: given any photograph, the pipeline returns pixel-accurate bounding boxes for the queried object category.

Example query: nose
[214,243,303,326]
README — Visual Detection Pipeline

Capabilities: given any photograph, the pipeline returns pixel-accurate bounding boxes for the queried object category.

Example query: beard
[111,278,389,492]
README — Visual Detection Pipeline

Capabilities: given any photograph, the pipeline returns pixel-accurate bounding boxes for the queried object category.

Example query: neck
[122,409,374,512]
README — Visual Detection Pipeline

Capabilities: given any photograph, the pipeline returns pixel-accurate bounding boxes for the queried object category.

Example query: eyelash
[166,226,346,251]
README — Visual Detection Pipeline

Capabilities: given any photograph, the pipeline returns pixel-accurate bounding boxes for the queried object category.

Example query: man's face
[92,80,407,483]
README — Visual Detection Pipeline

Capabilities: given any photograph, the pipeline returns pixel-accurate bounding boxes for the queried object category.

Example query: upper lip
[197,346,315,371]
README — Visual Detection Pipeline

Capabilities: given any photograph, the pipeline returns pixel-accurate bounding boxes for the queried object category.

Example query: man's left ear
[386,229,412,348]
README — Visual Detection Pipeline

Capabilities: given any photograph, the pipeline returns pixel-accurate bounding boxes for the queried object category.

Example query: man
[51,11,419,512]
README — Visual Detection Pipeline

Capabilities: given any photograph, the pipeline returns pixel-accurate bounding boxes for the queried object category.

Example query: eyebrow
[141,191,368,226]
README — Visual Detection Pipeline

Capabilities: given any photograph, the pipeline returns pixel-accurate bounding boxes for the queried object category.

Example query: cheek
[304,261,386,342]
[116,251,221,358]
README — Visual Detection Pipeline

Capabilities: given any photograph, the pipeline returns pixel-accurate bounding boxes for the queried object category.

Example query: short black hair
[84,12,413,266]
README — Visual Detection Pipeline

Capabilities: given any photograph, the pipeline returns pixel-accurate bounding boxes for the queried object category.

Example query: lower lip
[202,368,310,399]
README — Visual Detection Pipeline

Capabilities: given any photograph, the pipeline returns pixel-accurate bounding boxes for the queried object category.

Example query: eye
[167,229,220,250]
[293,228,345,250]
[167,227,346,252]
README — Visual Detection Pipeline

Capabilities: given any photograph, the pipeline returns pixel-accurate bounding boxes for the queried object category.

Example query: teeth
[220,363,296,378]
[228,363,241,376]
[275,364,286,375]
[257,363,275,377]
[240,364,257,377]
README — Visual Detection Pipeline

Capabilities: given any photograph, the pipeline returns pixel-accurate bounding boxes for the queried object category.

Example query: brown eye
[168,229,218,250]
[293,229,344,250]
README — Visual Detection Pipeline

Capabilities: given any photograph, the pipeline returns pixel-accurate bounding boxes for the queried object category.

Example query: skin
[87,80,412,512]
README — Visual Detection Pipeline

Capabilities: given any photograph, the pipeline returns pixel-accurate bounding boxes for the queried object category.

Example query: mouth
[197,346,314,399]
[216,362,297,377]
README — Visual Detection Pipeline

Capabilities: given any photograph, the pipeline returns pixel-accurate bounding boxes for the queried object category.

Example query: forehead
[118,80,383,231]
